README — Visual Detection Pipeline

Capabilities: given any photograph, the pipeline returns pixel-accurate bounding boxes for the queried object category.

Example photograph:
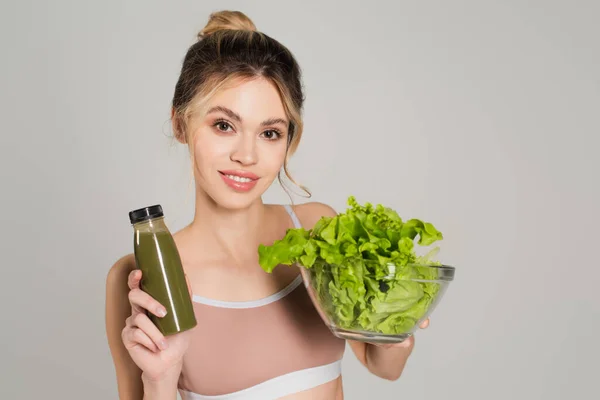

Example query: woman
[105,10,429,400]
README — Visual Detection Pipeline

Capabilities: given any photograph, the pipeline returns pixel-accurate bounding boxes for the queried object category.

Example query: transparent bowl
[299,259,455,344]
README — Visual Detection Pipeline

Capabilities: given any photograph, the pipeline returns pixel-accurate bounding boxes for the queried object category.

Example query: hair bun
[198,10,257,40]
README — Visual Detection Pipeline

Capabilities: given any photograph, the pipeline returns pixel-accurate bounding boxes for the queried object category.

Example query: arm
[105,256,180,399]
[295,201,419,381]
[347,339,414,381]
[141,368,182,400]
[105,255,144,399]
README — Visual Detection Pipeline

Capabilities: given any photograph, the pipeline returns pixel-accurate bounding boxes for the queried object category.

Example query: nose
[230,134,258,166]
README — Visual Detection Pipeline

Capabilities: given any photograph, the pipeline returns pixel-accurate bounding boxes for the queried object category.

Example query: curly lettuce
[258,196,445,335]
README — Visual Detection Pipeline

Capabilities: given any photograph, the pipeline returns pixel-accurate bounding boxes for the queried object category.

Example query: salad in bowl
[258,196,456,343]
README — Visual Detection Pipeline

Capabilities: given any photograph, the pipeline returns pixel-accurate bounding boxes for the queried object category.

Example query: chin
[212,193,261,210]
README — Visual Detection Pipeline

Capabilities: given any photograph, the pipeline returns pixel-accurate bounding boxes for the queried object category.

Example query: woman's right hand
[121,269,194,382]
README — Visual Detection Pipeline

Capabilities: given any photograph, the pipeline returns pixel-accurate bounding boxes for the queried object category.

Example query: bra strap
[283,204,302,228]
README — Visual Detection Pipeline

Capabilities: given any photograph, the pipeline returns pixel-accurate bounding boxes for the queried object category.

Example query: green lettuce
[258,196,445,335]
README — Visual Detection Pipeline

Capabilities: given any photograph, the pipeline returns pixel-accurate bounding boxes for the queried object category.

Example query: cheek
[193,132,230,169]
[259,143,287,173]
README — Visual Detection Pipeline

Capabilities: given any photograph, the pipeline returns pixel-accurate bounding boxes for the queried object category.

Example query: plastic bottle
[129,205,197,335]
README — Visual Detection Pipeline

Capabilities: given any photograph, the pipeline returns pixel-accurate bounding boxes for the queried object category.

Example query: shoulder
[106,254,136,290]
[292,201,337,229]
[105,254,136,315]
[105,254,144,398]
[105,253,136,317]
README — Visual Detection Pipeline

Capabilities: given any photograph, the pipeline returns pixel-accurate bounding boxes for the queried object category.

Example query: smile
[224,174,253,183]
[218,170,260,192]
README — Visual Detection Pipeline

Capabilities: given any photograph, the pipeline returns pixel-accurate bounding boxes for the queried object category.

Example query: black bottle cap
[129,205,164,224]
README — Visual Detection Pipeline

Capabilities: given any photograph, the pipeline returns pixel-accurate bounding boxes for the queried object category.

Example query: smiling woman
[105,9,423,400]
[186,79,292,205]
[170,17,309,203]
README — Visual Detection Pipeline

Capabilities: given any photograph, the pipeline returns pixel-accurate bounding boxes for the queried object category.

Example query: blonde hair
[171,10,310,198]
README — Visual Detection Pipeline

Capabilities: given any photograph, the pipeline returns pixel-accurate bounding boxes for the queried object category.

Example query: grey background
[1,0,598,399]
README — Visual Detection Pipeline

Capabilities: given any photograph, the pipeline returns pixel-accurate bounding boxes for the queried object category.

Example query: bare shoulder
[105,253,136,337]
[106,254,136,287]
[105,254,136,326]
[293,201,338,229]
[105,254,144,399]
[105,253,136,341]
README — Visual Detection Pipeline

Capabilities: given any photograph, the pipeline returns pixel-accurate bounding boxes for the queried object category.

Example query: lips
[218,170,259,192]
[218,170,260,180]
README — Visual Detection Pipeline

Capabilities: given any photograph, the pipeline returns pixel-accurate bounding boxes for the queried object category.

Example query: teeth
[226,174,253,183]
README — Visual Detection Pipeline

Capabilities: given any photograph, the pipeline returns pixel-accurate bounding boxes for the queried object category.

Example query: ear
[171,107,187,144]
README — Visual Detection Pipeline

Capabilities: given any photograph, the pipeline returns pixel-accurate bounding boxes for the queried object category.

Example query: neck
[184,187,269,265]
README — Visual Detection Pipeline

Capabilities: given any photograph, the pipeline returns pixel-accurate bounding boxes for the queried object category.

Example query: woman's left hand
[369,318,430,349]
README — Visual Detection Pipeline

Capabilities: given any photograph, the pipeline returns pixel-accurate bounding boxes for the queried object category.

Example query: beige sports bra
[178,205,346,399]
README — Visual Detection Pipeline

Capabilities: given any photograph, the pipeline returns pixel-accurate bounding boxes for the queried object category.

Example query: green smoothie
[129,205,197,336]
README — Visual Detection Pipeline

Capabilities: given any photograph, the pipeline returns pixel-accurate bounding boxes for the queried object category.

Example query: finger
[128,288,167,318]
[133,313,168,351]
[123,326,159,352]
[419,318,430,329]
[128,269,142,290]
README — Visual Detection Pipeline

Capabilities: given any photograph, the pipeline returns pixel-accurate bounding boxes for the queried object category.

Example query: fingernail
[157,308,167,317]
[160,340,168,350]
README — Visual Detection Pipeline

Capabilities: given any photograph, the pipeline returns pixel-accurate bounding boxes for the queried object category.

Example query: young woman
[105,10,429,400]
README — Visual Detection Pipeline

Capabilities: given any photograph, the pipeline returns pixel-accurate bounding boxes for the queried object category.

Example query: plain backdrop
[1,0,598,399]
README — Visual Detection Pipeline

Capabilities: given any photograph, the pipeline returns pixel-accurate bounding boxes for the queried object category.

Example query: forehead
[207,77,287,120]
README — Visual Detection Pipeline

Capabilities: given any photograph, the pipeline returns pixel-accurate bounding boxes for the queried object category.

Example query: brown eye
[214,121,232,132]
[261,130,281,140]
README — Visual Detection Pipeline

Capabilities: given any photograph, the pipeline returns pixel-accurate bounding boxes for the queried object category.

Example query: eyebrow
[207,106,288,127]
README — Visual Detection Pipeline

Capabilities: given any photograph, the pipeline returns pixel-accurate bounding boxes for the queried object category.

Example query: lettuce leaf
[257,196,445,335]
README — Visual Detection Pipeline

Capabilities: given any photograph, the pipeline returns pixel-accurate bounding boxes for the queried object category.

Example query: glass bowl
[299,258,455,344]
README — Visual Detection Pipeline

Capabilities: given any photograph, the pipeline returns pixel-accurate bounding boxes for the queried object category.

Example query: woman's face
[188,77,289,210]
